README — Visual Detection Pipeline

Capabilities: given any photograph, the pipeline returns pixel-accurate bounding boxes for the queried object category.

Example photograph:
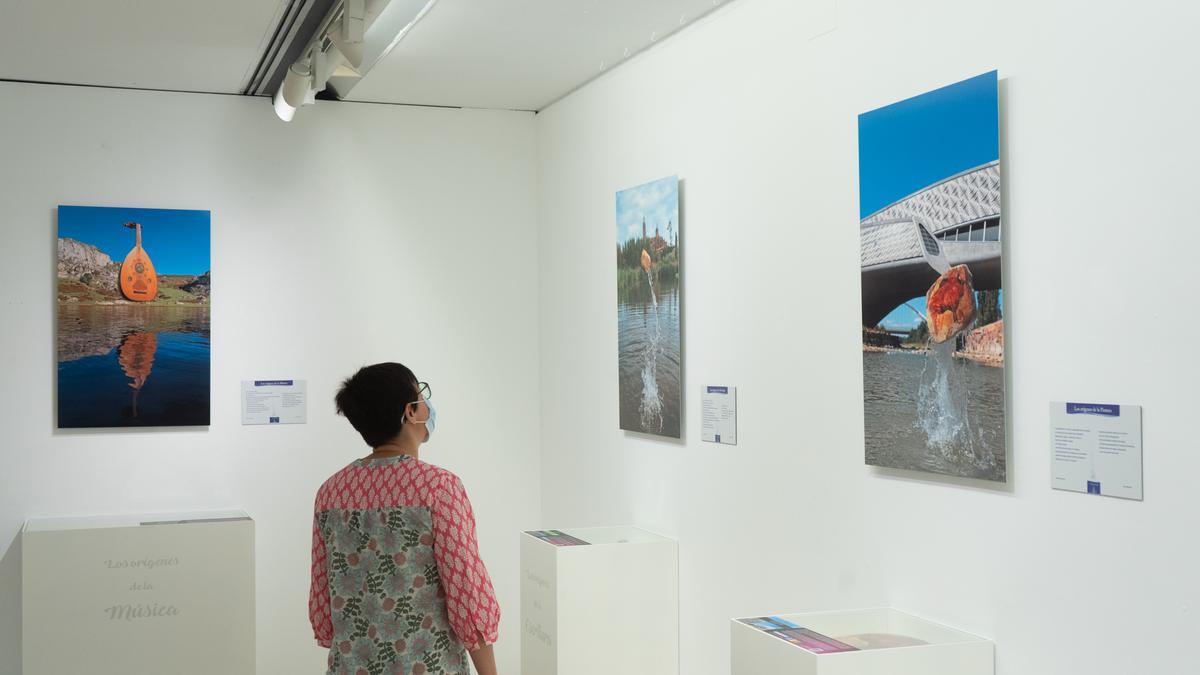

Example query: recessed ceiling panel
[346,0,734,110]
[0,0,287,93]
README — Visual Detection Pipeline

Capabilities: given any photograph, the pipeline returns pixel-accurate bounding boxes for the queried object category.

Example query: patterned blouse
[310,455,501,675]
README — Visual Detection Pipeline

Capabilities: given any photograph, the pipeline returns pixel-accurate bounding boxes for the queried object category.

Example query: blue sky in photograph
[879,291,1004,332]
[58,205,210,276]
[881,297,929,331]
[858,70,998,218]
[616,176,678,245]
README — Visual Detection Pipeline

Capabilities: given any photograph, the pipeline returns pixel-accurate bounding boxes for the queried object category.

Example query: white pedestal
[521,526,678,675]
[731,608,994,675]
[22,510,255,675]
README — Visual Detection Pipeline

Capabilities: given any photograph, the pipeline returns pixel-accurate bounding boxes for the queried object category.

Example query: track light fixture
[273,61,315,122]
[251,0,441,122]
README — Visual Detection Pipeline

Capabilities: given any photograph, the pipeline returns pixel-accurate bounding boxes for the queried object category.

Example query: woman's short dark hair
[334,362,419,447]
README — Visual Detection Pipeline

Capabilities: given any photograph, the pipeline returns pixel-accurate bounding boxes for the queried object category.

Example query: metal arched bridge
[860,161,1001,326]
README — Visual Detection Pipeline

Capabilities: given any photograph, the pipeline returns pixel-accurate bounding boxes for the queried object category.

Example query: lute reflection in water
[117,331,157,418]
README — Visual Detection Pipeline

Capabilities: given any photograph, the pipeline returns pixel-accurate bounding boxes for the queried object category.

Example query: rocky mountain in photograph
[57,238,120,291]
[181,271,210,298]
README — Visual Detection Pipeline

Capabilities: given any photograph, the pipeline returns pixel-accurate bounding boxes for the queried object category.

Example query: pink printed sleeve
[432,473,501,647]
[309,512,333,648]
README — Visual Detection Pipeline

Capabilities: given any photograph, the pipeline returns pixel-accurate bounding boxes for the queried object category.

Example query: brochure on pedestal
[731,608,993,675]
[522,526,678,675]
[22,510,255,675]
[739,616,862,653]
[525,529,591,546]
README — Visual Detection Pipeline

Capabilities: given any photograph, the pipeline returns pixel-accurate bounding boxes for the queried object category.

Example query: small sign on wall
[241,379,306,425]
[1050,402,1143,500]
[702,385,737,445]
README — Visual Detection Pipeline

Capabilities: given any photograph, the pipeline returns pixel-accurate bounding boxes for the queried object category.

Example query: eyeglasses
[404,382,431,417]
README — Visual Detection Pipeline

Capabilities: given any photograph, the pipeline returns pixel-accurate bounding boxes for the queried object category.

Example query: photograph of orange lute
[119,221,158,301]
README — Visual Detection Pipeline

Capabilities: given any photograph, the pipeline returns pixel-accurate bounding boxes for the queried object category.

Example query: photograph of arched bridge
[858,71,1006,482]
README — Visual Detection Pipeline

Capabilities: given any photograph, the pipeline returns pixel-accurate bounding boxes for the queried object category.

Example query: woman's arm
[309,513,333,647]
[431,473,502,656]
[468,633,498,675]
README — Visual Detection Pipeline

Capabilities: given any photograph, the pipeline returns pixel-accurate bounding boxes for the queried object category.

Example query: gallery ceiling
[0,0,734,111]
[0,0,285,95]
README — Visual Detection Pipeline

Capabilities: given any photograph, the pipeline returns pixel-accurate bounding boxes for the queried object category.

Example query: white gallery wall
[536,1,1200,674]
[0,82,539,675]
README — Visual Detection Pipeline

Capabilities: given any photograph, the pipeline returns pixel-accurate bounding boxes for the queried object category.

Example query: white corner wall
[535,1,1200,674]
[0,82,539,675]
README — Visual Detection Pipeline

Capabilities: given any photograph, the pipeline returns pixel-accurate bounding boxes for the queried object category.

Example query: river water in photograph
[618,277,681,437]
[57,304,210,428]
[864,347,1005,481]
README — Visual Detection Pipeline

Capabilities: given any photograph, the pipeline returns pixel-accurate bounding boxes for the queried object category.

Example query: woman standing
[310,362,500,675]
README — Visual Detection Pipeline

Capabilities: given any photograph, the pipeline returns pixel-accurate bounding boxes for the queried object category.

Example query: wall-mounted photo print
[616,176,681,438]
[57,205,211,428]
[858,71,1005,481]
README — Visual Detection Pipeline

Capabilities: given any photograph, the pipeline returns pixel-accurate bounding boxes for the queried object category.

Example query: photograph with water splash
[858,71,1006,481]
[57,205,211,428]
[616,176,681,438]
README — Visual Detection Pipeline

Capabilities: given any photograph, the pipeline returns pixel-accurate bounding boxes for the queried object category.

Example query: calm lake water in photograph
[618,280,681,438]
[57,304,210,428]
[864,349,1005,481]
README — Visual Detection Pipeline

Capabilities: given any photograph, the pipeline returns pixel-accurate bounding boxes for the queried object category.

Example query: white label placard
[1050,402,1142,500]
[702,386,737,445]
[241,379,307,425]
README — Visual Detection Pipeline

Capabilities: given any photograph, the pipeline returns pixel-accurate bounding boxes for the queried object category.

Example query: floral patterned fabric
[310,455,500,675]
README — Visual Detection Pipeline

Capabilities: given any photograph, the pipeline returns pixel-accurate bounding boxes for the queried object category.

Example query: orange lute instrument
[119,222,158,301]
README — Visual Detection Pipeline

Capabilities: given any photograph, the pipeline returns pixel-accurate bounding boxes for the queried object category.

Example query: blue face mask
[424,399,437,437]
[409,397,436,440]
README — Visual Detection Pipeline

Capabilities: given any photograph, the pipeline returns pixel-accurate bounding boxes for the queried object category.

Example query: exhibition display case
[22,510,255,675]
[521,526,678,675]
[731,608,993,675]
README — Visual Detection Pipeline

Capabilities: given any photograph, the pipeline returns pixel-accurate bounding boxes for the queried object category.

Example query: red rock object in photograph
[926,264,977,343]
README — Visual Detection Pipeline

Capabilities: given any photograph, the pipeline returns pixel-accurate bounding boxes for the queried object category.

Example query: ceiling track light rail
[243,0,440,121]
